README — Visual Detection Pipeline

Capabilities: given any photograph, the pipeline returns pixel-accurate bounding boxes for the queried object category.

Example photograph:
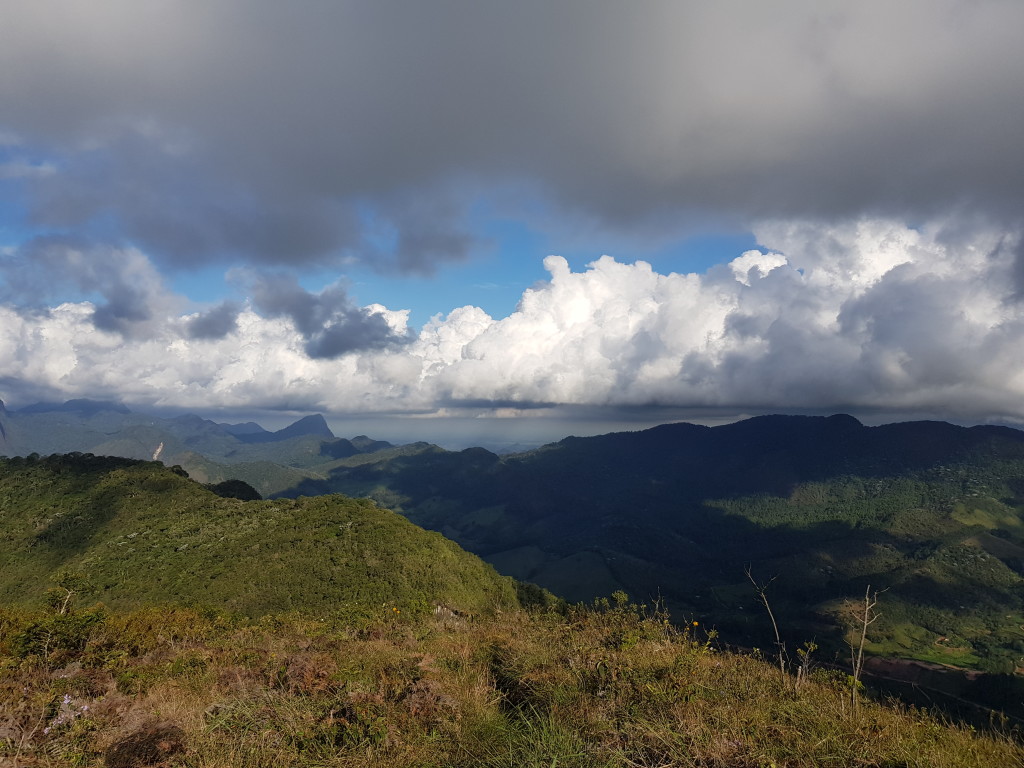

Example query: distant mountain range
[0,399,395,497]
[266,413,1024,669]
[0,398,342,448]
[6,400,1024,676]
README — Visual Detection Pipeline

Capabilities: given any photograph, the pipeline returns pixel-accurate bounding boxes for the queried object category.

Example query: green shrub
[12,607,104,663]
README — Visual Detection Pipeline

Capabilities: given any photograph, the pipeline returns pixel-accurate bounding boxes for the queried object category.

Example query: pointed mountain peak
[232,414,333,444]
[274,414,334,440]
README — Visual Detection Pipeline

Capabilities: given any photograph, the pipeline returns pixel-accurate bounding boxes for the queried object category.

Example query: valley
[1,440,1022,765]
[5,400,1024,715]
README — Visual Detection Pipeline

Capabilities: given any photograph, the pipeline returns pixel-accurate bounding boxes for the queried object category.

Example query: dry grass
[1,603,1022,768]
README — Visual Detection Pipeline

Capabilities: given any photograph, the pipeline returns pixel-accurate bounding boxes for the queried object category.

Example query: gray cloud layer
[240,272,410,358]
[0,235,178,337]
[185,302,240,341]
[2,1,1023,274]
[3,2,1024,425]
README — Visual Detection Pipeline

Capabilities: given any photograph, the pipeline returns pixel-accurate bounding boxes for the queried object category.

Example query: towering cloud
[1,218,1022,424]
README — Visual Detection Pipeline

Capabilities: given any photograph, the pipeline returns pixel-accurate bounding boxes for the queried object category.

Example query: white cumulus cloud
[2,217,1023,425]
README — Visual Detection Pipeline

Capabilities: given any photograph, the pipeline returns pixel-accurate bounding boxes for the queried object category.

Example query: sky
[2,1,1024,447]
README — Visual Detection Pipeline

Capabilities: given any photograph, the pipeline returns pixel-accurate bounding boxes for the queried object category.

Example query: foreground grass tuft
[1,601,1020,767]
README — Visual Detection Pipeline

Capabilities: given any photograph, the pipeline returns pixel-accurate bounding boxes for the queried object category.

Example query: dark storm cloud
[384,195,479,274]
[0,235,173,337]
[1,0,1022,274]
[185,302,240,340]
[1006,238,1024,302]
[21,131,355,268]
[242,272,409,358]
[90,282,152,333]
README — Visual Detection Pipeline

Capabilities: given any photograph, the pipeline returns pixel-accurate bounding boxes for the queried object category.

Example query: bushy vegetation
[707,467,1024,676]
[11,411,1024,679]
[2,450,1023,766]
[282,417,1024,677]
[2,596,1021,768]
[0,454,519,618]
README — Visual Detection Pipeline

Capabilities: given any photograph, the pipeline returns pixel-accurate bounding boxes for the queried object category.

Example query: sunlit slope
[0,454,519,617]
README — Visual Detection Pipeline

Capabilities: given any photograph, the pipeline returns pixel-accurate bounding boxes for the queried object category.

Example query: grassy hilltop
[3,597,1023,767]
[0,453,518,618]
[1,454,1023,766]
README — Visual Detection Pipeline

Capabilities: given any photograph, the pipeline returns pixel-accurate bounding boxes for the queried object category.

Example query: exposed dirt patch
[104,721,185,768]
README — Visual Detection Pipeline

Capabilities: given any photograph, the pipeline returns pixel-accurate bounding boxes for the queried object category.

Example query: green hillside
[10,412,1024,680]
[0,454,519,619]
[2,452,1024,766]
[277,416,1024,675]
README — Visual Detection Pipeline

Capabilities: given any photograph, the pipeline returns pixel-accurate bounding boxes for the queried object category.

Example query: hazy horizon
[4,394,1017,454]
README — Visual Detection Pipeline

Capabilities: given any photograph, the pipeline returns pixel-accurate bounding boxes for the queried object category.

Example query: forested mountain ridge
[285,414,1024,675]
[6,405,1024,675]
